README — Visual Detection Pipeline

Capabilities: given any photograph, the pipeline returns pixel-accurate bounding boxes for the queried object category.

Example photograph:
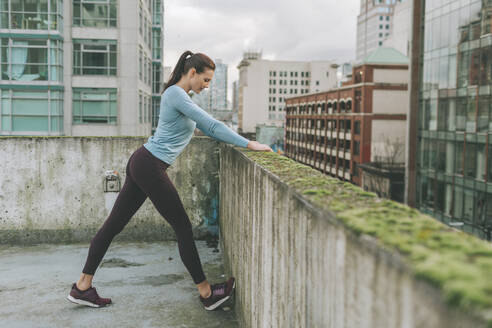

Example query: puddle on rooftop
[139,273,185,286]
[100,257,144,268]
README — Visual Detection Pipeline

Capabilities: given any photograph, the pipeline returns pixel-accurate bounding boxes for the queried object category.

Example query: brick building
[285,48,408,186]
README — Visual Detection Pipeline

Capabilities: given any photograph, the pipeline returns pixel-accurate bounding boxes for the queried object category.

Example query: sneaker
[66,283,112,308]
[199,277,235,311]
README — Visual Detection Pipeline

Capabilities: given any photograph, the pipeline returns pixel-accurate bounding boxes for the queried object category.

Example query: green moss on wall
[242,150,492,323]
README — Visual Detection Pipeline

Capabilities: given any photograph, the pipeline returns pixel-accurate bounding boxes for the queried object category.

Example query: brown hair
[162,51,215,94]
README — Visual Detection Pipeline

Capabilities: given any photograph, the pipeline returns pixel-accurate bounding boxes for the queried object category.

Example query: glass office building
[417,0,492,239]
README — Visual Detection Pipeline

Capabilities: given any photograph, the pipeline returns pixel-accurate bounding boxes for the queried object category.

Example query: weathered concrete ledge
[0,136,220,244]
[218,145,492,328]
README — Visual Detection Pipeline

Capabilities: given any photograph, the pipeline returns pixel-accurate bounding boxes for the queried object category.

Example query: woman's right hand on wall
[247,141,273,152]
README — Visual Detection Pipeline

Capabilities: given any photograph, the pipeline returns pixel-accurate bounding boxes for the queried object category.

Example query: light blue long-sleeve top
[144,84,250,165]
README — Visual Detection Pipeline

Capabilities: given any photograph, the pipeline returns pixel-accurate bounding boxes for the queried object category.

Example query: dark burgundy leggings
[82,145,206,284]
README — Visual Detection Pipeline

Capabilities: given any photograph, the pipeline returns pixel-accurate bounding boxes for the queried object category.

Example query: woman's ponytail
[162,50,215,94]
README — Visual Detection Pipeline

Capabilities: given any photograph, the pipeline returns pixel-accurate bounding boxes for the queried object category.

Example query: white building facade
[0,0,164,137]
[384,0,411,56]
[237,52,338,133]
[356,0,402,62]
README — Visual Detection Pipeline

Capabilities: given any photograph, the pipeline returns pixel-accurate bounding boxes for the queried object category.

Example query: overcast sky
[163,0,360,102]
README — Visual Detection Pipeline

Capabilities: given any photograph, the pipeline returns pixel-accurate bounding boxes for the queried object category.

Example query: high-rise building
[285,47,408,185]
[237,52,338,133]
[356,0,403,62]
[0,0,164,137]
[209,59,227,110]
[407,0,492,240]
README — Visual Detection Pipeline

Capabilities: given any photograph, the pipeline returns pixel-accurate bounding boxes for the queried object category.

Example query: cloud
[164,0,359,102]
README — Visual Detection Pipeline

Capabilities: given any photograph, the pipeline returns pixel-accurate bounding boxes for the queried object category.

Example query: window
[73,0,117,28]
[138,48,142,80]
[2,0,62,30]
[138,5,142,36]
[316,81,319,86]
[152,97,160,129]
[455,141,464,175]
[153,62,161,94]
[489,143,492,181]
[354,121,361,134]
[152,28,162,60]
[386,24,390,29]
[386,16,390,21]
[1,38,63,81]
[0,89,63,133]
[464,139,477,178]
[73,39,117,76]
[379,41,383,46]
[72,88,117,124]
[354,141,360,155]
[379,33,383,37]
[153,0,163,26]
[380,24,383,29]
[380,16,383,21]
[139,93,142,123]
[466,95,476,132]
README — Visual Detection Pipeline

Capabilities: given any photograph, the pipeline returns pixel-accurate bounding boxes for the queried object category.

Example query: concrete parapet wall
[0,136,219,244]
[219,145,491,328]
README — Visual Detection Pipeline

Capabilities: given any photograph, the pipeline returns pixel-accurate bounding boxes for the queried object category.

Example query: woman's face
[190,68,214,94]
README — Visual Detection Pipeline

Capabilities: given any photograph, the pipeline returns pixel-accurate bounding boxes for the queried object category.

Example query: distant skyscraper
[356,0,402,61]
[210,59,228,110]
[0,0,164,136]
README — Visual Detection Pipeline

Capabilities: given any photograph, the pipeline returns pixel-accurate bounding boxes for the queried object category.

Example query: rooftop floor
[0,241,238,328]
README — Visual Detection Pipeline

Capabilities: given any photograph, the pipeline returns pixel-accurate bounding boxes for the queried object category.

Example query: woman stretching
[67,51,272,310]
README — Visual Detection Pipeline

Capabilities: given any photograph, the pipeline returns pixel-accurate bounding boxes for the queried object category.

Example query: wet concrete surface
[0,241,239,328]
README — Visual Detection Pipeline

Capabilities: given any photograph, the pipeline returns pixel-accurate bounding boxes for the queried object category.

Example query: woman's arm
[171,87,271,151]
